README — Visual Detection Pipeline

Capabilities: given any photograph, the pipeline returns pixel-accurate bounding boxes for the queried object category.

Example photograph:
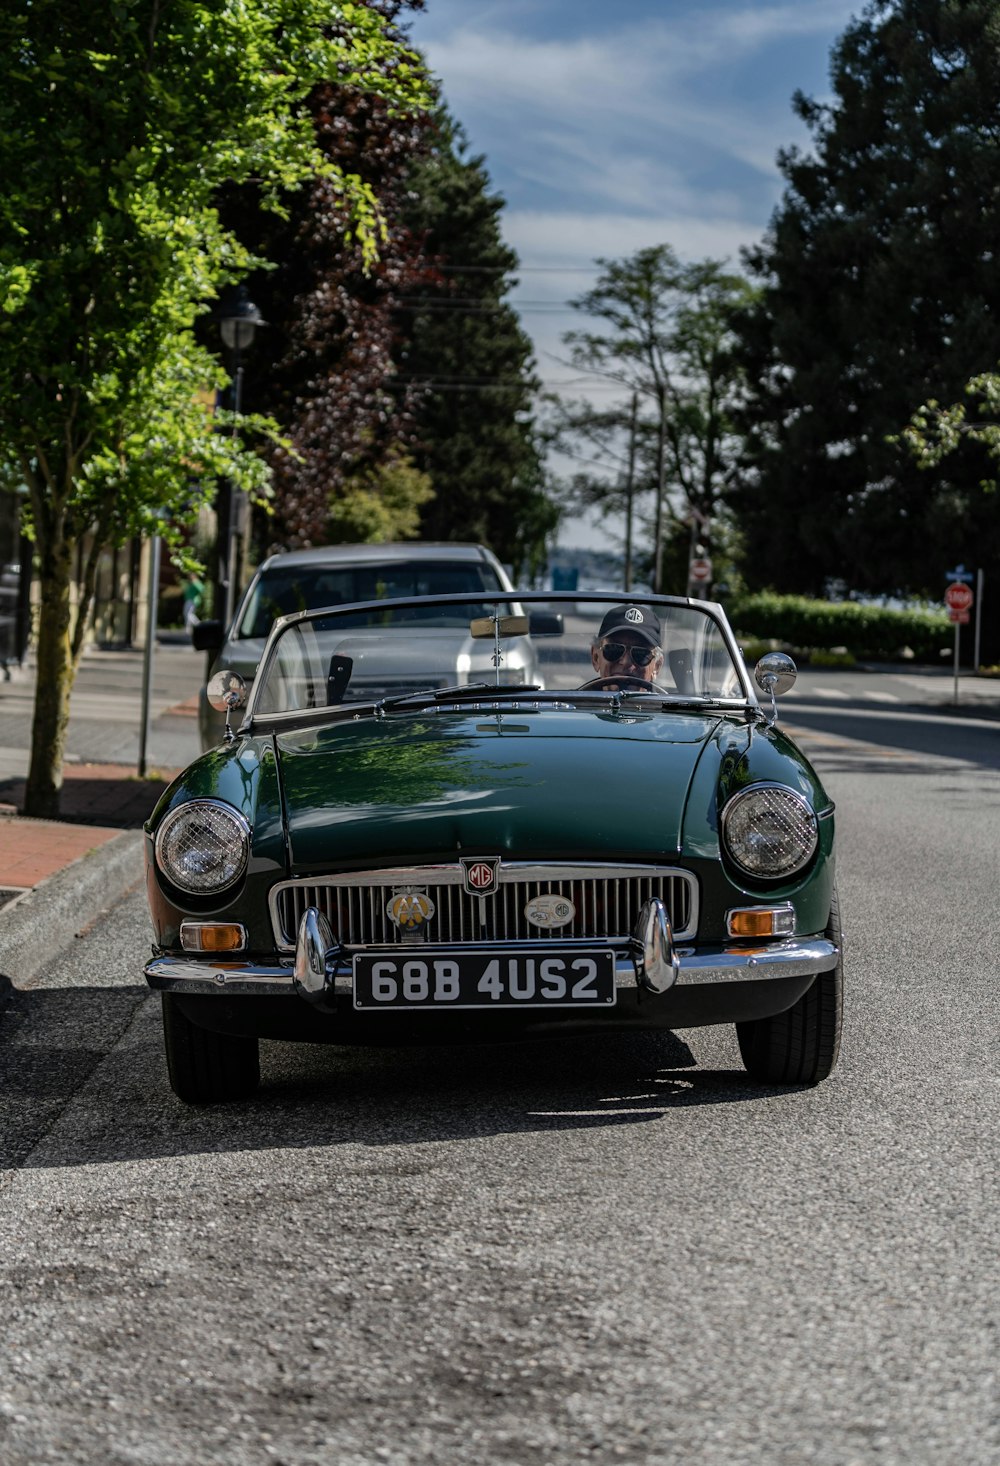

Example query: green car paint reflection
[277,710,727,869]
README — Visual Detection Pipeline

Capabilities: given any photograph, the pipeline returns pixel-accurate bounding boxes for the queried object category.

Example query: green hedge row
[727,592,951,663]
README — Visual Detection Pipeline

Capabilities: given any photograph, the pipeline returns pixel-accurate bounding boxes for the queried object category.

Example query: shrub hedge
[726,592,951,663]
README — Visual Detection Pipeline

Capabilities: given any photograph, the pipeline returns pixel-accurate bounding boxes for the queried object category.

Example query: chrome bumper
[145,899,839,999]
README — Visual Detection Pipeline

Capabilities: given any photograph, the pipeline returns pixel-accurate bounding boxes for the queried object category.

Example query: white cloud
[413,2,858,216]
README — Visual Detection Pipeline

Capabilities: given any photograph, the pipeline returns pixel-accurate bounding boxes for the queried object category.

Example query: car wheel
[736,888,843,1086]
[161,994,260,1104]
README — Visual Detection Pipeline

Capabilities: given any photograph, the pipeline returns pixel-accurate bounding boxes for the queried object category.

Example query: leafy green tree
[733,0,1000,598]
[553,246,754,592]
[904,372,1000,470]
[327,452,434,541]
[0,0,428,817]
[397,115,558,580]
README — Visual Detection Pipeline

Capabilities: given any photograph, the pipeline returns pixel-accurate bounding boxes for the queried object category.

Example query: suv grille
[270,864,697,950]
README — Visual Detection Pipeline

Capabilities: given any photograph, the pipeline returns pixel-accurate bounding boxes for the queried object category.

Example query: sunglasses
[600,640,659,667]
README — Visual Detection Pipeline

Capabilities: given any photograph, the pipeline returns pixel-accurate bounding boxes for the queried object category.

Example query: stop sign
[945,581,973,612]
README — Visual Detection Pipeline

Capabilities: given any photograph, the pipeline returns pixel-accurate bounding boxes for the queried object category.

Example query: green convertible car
[143,592,842,1103]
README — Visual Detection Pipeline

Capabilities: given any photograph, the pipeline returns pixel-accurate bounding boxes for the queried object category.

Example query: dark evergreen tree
[397,115,558,579]
[733,0,1000,598]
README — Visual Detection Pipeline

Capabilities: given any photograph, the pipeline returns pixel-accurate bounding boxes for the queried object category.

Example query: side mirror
[192,619,225,652]
[528,611,564,636]
[753,652,796,726]
[753,652,797,698]
[206,670,247,743]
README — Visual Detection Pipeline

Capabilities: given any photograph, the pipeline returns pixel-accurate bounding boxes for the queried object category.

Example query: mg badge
[524,894,576,930]
[386,890,435,930]
[461,858,500,896]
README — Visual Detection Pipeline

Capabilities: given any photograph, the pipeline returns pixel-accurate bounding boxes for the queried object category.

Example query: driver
[589,604,664,684]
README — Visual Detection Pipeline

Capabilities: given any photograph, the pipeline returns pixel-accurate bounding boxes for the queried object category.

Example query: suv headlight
[155,800,251,895]
[721,784,818,880]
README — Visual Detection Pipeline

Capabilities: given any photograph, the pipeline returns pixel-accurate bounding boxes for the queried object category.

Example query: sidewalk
[0,765,180,895]
[0,639,201,903]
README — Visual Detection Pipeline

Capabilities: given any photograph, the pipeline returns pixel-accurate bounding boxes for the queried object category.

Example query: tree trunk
[24,538,76,820]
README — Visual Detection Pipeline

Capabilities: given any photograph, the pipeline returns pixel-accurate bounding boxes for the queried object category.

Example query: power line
[433,264,603,274]
[385,376,644,393]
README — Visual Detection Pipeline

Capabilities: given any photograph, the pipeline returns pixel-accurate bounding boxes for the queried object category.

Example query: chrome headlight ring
[721,783,819,881]
[155,799,251,896]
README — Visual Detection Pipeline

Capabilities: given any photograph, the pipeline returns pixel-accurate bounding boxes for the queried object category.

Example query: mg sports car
[144,592,842,1103]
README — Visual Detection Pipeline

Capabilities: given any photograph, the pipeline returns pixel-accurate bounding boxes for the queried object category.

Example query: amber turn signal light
[726,906,795,939]
[180,922,247,953]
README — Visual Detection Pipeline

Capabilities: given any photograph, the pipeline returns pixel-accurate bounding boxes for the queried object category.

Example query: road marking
[803,686,903,704]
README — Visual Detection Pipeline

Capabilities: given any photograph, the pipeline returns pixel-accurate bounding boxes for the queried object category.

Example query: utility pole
[652,388,667,593]
[623,391,638,592]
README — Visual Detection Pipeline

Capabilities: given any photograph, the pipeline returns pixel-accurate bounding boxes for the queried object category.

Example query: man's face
[591,632,664,682]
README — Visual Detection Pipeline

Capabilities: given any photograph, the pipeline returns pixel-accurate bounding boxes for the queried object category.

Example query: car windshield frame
[238,590,759,732]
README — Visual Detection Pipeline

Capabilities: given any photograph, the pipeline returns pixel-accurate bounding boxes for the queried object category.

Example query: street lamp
[216,285,265,625]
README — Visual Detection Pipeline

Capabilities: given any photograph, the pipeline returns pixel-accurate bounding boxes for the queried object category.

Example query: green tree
[554,246,754,593]
[398,114,558,580]
[0,0,428,817]
[219,0,438,557]
[733,0,1000,598]
[327,452,434,541]
[904,371,1000,470]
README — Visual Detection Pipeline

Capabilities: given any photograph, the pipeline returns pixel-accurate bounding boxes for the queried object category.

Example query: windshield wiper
[591,689,736,712]
[375,683,543,715]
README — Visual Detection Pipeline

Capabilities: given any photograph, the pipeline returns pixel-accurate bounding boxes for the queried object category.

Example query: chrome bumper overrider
[144,900,839,1000]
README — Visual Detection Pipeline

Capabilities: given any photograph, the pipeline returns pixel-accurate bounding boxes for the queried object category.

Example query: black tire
[736,888,843,1086]
[161,994,260,1104]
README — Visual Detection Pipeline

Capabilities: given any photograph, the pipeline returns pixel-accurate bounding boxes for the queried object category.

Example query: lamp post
[217,285,265,626]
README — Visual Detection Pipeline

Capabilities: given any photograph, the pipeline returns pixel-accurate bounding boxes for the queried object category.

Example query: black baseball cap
[596,604,662,646]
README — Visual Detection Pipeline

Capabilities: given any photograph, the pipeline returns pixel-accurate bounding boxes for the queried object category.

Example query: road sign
[945,564,975,583]
[945,582,974,613]
[949,609,970,624]
[689,557,713,583]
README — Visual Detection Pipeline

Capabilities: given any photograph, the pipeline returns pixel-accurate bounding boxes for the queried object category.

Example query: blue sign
[945,564,975,583]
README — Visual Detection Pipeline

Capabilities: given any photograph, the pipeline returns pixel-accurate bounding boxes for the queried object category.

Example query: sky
[405,0,863,552]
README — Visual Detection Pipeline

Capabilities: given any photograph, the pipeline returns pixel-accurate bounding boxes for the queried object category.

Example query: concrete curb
[0,829,145,987]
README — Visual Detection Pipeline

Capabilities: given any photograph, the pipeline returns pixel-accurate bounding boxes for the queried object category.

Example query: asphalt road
[1,685,998,1465]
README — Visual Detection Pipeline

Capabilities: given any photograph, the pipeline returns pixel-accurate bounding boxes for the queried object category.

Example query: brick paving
[0,763,181,891]
[0,641,199,894]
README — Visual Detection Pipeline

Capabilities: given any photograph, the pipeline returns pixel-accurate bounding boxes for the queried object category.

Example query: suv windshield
[249,595,749,719]
[236,562,505,640]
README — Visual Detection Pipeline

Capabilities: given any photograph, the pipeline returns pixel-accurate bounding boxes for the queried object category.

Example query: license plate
[352,949,617,1010]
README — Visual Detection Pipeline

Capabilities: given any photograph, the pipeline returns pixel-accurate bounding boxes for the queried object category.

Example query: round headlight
[155,800,250,895]
[721,784,818,880]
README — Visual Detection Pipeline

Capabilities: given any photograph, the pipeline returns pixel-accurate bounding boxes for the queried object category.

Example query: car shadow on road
[786,704,1000,776]
[1,985,807,1172]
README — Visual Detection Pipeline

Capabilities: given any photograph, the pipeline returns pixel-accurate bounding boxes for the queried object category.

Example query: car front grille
[270,863,697,950]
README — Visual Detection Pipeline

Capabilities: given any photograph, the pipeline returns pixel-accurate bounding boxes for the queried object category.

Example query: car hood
[276,708,740,868]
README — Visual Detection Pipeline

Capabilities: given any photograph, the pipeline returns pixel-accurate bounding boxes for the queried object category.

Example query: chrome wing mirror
[207,670,248,744]
[753,652,796,726]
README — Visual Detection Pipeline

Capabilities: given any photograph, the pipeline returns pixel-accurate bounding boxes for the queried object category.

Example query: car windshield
[235,561,505,640]
[247,594,750,721]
